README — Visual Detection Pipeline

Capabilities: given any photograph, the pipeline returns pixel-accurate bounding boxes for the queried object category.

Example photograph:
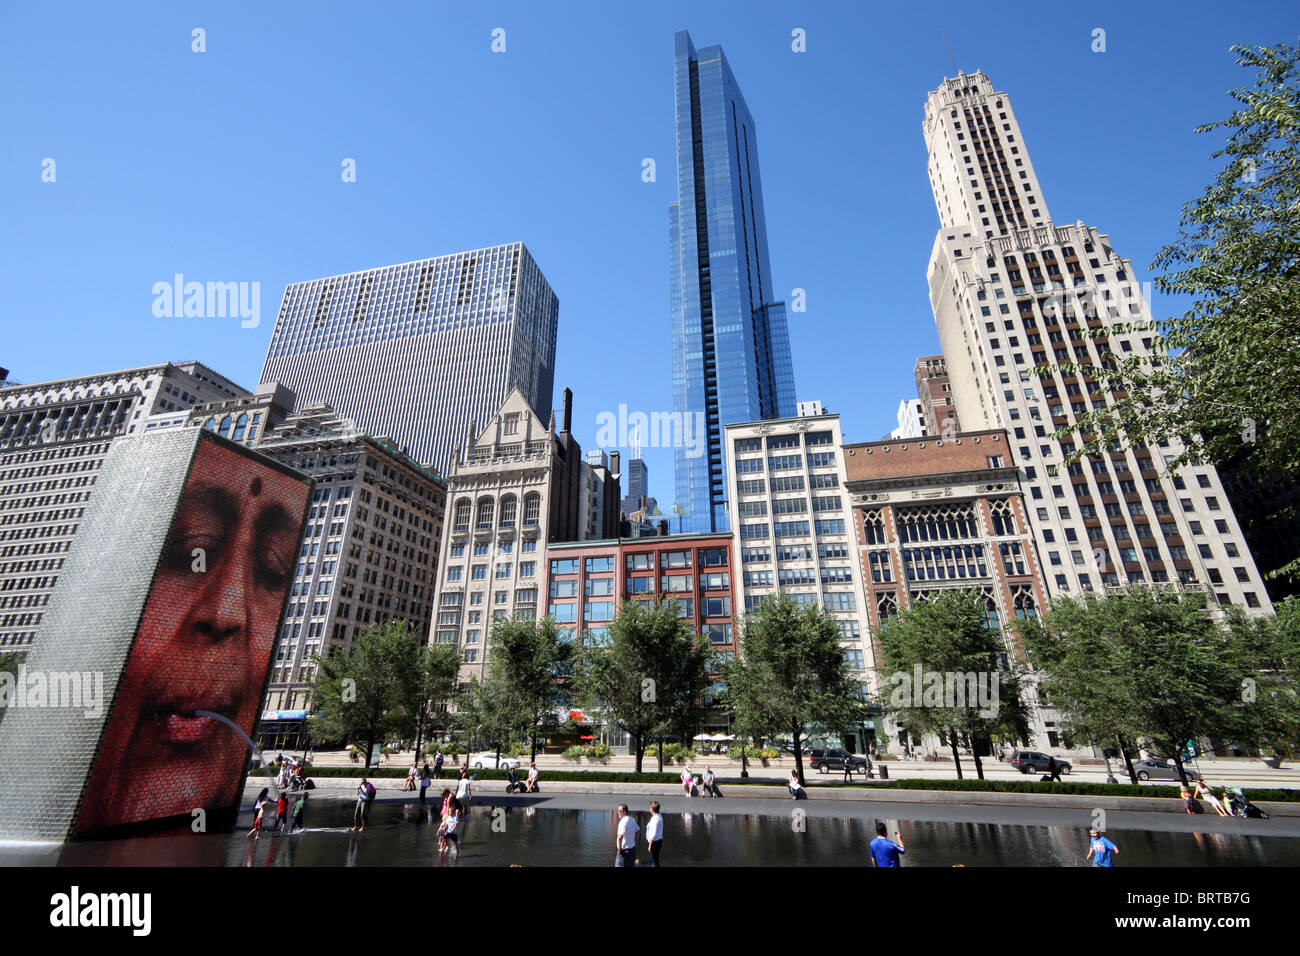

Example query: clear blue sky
[3,2,1296,504]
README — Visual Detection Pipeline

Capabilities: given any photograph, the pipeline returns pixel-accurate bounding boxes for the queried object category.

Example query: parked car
[808,748,870,774]
[1009,750,1072,775]
[1133,758,1200,782]
[468,752,521,770]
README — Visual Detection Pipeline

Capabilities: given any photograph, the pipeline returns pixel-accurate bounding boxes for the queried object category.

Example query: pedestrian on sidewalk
[869,822,905,867]
[434,749,444,779]
[615,804,639,867]
[1047,755,1063,783]
[419,765,431,803]
[843,756,854,784]
[645,801,664,866]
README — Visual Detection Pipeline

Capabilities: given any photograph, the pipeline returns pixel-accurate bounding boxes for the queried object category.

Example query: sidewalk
[253,772,1300,818]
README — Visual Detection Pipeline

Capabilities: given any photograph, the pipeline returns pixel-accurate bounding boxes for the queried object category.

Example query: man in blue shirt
[1086,827,1118,867]
[869,822,906,867]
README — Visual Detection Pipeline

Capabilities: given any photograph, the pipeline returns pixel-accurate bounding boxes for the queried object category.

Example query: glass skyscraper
[670,30,796,533]
[261,242,557,475]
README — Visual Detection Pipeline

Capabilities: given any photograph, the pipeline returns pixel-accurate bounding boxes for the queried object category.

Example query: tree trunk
[365,730,375,770]
[1172,750,1190,790]
[948,730,964,780]
[657,735,664,774]
[414,711,425,766]
[1117,735,1139,785]
[971,734,985,780]
[634,733,643,774]
[793,727,805,786]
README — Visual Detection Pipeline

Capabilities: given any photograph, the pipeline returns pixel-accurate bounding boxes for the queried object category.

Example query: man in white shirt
[525,762,540,792]
[615,804,639,867]
[645,801,664,867]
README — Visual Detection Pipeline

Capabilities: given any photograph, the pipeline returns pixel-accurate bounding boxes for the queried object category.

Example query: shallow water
[5,799,1299,867]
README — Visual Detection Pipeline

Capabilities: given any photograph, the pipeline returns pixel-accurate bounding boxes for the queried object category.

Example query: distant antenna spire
[632,421,643,460]
[941,30,958,76]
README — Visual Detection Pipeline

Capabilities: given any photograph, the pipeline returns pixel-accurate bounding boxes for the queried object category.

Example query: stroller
[505,768,537,794]
[1224,787,1269,819]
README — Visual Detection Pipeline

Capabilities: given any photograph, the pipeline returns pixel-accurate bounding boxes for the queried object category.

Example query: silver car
[1134,758,1201,782]
[469,752,521,770]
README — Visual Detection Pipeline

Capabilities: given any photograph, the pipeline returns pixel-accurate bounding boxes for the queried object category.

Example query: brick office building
[843,430,1069,749]
[545,532,736,749]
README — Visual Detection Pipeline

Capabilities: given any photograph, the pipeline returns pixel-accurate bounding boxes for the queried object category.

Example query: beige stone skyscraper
[923,71,1271,613]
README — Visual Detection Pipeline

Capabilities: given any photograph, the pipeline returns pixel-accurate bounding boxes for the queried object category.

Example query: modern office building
[0,362,247,649]
[915,355,961,437]
[923,71,1272,612]
[669,30,797,534]
[889,398,927,440]
[261,242,558,475]
[546,531,736,746]
[429,387,594,683]
[842,431,1059,748]
[723,412,877,746]
[251,404,446,744]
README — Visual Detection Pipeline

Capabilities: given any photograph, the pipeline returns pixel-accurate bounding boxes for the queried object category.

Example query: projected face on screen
[74,440,307,834]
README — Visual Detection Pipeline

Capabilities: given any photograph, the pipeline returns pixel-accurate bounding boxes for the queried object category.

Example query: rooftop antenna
[941,30,958,76]
[631,421,643,460]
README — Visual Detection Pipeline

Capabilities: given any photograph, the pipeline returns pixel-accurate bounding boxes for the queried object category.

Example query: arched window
[1012,584,1038,620]
[203,417,217,431]
[475,497,494,531]
[523,493,541,526]
[499,495,517,528]
[452,498,471,532]
[988,498,1016,536]
[232,413,249,441]
[218,415,233,437]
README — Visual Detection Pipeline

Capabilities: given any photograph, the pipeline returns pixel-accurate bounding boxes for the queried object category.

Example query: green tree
[724,594,867,785]
[576,598,710,773]
[458,668,522,763]
[308,619,415,768]
[876,589,1032,780]
[1044,42,1300,582]
[1018,597,1148,784]
[394,640,461,763]
[1223,599,1300,764]
[479,616,575,761]
[1021,588,1249,787]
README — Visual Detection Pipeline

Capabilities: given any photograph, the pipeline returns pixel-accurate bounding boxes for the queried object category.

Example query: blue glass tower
[670,30,797,533]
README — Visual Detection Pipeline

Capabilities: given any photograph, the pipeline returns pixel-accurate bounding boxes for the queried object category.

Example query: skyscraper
[261,242,558,475]
[924,71,1271,613]
[669,30,797,533]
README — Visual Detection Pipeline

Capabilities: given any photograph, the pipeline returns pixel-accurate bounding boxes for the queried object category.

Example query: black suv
[1009,750,1072,775]
[808,748,869,774]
